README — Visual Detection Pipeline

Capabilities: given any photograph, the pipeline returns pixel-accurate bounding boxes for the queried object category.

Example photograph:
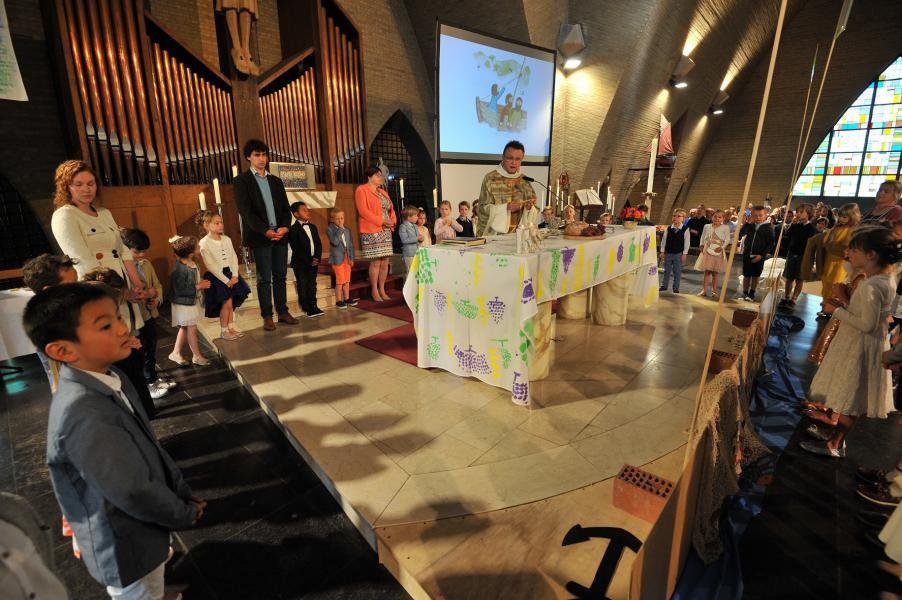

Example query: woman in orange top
[355,166,397,301]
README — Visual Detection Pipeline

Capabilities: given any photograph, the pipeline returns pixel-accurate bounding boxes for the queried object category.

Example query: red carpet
[353,291,413,323]
[355,323,418,366]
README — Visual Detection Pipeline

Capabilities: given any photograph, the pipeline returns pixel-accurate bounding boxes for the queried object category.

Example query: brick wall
[336,0,435,156]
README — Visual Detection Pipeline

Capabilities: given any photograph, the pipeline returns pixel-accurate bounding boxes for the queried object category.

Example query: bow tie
[300,221,310,226]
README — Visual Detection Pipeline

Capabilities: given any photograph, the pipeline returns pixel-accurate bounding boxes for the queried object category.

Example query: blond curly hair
[53,160,97,209]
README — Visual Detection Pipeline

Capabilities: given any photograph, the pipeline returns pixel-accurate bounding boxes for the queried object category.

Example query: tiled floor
[194,266,761,598]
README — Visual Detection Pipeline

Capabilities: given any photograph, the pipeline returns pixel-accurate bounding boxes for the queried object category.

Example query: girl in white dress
[800,226,900,458]
[695,210,731,298]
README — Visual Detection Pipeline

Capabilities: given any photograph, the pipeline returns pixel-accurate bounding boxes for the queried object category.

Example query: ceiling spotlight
[563,56,582,71]
[710,106,725,115]
[669,78,688,89]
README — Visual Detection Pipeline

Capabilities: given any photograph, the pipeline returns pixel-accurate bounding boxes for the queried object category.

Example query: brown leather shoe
[277,312,299,325]
[263,317,276,331]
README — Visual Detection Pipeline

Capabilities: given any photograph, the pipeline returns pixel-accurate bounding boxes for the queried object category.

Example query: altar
[402,226,659,405]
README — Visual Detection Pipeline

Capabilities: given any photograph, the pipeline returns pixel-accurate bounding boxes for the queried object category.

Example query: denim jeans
[252,242,288,318]
[661,253,683,290]
[105,559,165,599]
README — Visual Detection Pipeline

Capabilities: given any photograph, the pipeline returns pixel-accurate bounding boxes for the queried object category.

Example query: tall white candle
[399,178,405,199]
[433,188,438,208]
[213,178,222,205]
[231,165,238,178]
[596,180,601,198]
[198,192,207,211]
[647,136,659,194]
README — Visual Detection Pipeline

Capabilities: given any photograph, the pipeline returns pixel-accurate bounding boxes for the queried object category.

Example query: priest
[476,140,538,236]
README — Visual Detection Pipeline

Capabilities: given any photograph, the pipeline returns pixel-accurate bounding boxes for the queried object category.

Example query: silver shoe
[806,424,831,442]
[799,440,846,458]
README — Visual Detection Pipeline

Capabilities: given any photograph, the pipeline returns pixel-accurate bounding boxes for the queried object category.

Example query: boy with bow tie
[289,201,324,318]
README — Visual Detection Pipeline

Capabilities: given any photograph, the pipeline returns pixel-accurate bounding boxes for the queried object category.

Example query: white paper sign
[0,0,27,102]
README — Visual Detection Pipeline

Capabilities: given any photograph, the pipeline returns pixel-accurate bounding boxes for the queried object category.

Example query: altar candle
[400,178,405,199]
[647,136,659,194]
[198,192,207,211]
[213,178,222,205]
[231,165,238,178]
[433,188,438,208]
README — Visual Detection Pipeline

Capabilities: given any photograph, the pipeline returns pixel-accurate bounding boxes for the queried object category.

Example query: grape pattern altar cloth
[402,226,659,405]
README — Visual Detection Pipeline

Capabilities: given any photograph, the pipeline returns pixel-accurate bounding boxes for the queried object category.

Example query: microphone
[521,176,555,208]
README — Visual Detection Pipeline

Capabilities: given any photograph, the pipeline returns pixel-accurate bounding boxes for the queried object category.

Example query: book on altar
[574,188,603,206]
[439,237,487,247]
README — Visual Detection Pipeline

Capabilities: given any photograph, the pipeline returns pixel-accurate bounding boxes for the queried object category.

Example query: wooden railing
[318,0,367,184]
[58,0,162,185]
[145,16,239,184]
[258,50,325,183]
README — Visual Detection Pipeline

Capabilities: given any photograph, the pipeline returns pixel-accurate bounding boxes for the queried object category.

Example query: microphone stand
[522,175,559,212]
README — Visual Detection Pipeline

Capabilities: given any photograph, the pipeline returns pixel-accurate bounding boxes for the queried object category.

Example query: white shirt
[199,234,240,284]
[299,222,315,255]
[76,367,136,415]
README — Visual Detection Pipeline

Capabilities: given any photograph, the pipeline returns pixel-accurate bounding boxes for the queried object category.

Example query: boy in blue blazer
[23,283,204,597]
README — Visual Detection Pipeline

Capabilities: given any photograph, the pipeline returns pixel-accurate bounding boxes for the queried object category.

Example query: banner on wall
[0,0,27,102]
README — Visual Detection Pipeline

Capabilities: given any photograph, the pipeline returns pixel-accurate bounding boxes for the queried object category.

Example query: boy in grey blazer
[23,283,204,598]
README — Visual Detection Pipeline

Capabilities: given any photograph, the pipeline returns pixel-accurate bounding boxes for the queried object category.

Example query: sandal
[803,408,838,427]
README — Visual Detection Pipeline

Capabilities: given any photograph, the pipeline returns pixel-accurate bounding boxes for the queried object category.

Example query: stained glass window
[793,56,902,197]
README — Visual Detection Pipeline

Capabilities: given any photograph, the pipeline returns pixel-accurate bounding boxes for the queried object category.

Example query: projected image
[475,54,531,133]
[439,27,554,161]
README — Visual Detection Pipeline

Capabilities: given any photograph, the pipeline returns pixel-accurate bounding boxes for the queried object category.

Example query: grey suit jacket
[46,364,197,587]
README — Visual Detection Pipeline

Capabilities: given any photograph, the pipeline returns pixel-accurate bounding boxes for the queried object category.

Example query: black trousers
[114,348,155,419]
[293,265,319,313]
[138,317,158,383]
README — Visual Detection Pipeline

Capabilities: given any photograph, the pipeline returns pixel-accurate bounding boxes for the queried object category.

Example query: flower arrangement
[619,207,645,222]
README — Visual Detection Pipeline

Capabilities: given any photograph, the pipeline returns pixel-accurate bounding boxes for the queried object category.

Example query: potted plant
[619,207,645,229]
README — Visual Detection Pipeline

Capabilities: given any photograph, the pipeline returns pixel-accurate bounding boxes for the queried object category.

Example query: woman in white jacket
[50,160,146,330]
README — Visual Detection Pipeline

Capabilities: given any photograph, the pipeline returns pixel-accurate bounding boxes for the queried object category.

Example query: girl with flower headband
[167,235,211,366]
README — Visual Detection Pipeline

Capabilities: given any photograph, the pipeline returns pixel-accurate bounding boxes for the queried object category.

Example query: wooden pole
[685,0,790,465]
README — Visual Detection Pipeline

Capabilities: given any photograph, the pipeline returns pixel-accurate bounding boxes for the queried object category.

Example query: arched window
[793,56,902,198]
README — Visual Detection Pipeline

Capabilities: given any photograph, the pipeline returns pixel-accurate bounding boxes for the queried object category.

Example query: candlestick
[198,192,207,211]
[647,136,659,194]
[400,178,405,200]
[232,165,238,178]
[433,188,438,208]
[213,178,222,205]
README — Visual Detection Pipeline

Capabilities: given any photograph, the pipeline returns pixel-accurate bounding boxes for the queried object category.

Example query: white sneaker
[221,330,240,341]
[149,382,170,400]
[229,327,245,337]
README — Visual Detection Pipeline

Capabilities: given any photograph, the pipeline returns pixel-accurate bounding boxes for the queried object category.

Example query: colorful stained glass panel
[822,176,859,197]
[793,56,901,198]
[827,152,862,175]
[871,104,902,128]
[880,58,902,81]
[875,79,902,105]
[830,130,867,152]
[860,175,899,197]
[834,105,870,130]
[801,153,826,175]
[862,151,900,175]
[867,128,902,152]
[792,175,823,196]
